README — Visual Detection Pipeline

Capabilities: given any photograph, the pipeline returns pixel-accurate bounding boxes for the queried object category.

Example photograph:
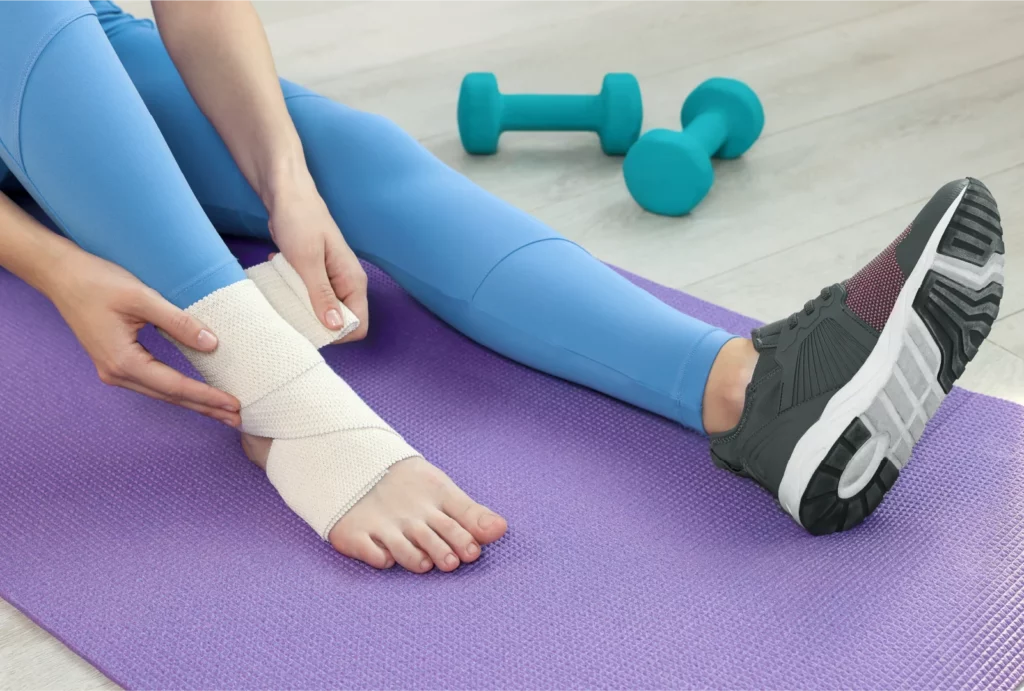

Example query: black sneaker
[710,178,1004,535]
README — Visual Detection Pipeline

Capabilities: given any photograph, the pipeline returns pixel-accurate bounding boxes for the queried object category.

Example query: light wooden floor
[3,2,1024,689]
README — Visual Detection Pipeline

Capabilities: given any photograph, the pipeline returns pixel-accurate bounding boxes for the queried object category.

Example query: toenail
[467,543,479,556]
[478,514,496,529]
[444,554,458,568]
[420,558,432,571]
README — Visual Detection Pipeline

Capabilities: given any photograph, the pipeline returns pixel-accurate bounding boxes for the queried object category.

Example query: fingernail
[196,329,218,350]
[420,558,432,571]
[478,514,496,530]
[222,403,239,412]
[326,309,343,329]
[444,554,458,568]
[467,543,479,556]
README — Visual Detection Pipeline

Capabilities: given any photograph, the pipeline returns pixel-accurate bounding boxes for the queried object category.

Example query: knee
[282,82,386,133]
[472,238,582,306]
[282,85,430,173]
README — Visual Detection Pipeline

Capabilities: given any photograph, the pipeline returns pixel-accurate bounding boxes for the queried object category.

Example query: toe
[406,521,461,572]
[379,531,434,574]
[329,531,393,570]
[427,511,480,563]
[372,538,396,569]
[442,493,508,545]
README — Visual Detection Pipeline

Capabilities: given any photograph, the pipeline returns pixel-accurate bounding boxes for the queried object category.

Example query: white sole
[778,182,1005,529]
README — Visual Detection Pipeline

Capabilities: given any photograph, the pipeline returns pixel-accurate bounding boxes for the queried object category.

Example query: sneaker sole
[778,179,1004,535]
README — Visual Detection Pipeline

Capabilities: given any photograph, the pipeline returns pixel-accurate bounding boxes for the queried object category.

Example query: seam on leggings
[463,298,689,424]
[283,93,328,104]
[12,8,96,169]
[670,328,731,430]
[166,257,243,305]
[469,237,582,303]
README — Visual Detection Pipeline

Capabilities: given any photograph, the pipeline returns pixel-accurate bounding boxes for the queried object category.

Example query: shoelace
[787,286,833,329]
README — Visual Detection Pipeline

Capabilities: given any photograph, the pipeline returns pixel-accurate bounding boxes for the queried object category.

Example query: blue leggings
[0,1,735,433]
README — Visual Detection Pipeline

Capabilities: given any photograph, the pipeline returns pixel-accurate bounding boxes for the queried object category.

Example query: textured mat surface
[1,235,1023,690]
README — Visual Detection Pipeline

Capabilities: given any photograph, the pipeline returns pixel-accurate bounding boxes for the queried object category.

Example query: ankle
[702,338,757,434]
[240,432,273,470]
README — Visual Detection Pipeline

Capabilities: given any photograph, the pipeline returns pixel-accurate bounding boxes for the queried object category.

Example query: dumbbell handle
[683,111,728,157]
[500,94,604,132]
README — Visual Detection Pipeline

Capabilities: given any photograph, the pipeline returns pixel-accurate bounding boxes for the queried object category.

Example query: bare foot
[241,433,508,572]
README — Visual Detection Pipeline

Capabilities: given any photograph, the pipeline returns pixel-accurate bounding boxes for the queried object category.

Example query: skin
[175,0,512,573]
[0,186,751,572]
[0,1,754,574]
[702,338,758,434]
[0,193,242,429]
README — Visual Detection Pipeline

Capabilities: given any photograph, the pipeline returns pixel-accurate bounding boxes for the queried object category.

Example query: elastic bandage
[246,253,359,348]
[172,279,418,539]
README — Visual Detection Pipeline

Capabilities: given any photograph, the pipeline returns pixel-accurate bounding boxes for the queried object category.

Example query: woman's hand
[267,180,369,343]
[48,248,242,428]
[150,2,368,343]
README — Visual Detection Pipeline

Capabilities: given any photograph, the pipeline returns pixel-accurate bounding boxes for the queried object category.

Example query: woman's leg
[105,14,739,435]
[0,1,504,572]
[0,1,243,305]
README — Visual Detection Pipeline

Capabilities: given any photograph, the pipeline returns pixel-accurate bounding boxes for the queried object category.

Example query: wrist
[0,192,81,301]
[255,147,317,215]
[29,234,78,300]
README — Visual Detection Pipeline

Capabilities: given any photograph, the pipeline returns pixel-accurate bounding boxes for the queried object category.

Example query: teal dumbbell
[623,78,764,216]
[457,73,643,156]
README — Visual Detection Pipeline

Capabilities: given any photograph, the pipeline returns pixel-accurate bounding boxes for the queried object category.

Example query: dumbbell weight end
[622,130,715,217]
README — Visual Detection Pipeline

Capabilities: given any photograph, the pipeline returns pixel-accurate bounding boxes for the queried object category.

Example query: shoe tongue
[749,318,786,381]
[751,317,786,352]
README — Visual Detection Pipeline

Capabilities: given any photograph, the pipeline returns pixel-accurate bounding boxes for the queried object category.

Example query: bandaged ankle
[246,253,359,349]
[171,279,419,539]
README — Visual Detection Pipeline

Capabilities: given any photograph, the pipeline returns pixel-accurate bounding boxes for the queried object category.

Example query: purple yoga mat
[1,234,1022,690]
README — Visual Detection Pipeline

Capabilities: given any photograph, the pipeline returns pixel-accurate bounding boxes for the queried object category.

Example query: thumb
[139,290,219,352]
[290,250,344,331]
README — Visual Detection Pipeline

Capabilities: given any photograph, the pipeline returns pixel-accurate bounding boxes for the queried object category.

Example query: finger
[137,290,220,353]
[115,378,241,427]
[338,292,369,343]
[325,246,369,343]
[291,248,344,332]
[123,353,240,412]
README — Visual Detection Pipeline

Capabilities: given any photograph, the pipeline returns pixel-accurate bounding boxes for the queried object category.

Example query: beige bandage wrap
[245,253,359,348]
[173,279,419,539]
